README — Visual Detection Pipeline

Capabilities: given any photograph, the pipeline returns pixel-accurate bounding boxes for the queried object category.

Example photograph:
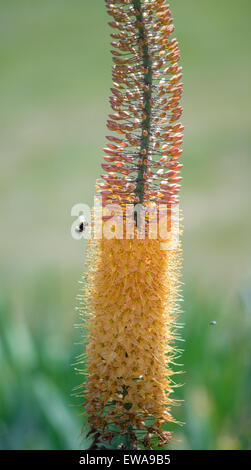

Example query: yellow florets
[82,233,182,448]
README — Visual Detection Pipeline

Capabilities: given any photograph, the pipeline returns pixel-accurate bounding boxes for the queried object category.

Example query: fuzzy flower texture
[77,0,184,450]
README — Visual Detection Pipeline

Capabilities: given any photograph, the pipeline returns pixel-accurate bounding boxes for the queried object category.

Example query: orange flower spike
[78,0,184,450]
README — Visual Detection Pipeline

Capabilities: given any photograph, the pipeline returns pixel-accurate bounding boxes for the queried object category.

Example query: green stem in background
[133,0,152,206]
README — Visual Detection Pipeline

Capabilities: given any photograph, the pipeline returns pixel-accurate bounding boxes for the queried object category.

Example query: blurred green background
[0,0,250,450]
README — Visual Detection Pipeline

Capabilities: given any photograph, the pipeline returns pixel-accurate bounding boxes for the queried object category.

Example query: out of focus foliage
[0,287,250,449]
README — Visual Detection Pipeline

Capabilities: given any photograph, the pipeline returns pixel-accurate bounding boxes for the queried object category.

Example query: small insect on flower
[75,216,89,233]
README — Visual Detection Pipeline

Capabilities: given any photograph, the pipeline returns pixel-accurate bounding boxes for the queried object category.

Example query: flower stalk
[133,0,152,205]
[76,0,184,450]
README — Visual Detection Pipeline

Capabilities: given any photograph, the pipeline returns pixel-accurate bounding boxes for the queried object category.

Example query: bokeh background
[0,0,250,450]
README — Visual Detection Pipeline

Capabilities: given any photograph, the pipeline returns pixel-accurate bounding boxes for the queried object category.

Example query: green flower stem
[133,0,152,205]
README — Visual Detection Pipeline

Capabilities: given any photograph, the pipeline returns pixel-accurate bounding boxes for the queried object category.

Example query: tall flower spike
[77,0,184,449]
